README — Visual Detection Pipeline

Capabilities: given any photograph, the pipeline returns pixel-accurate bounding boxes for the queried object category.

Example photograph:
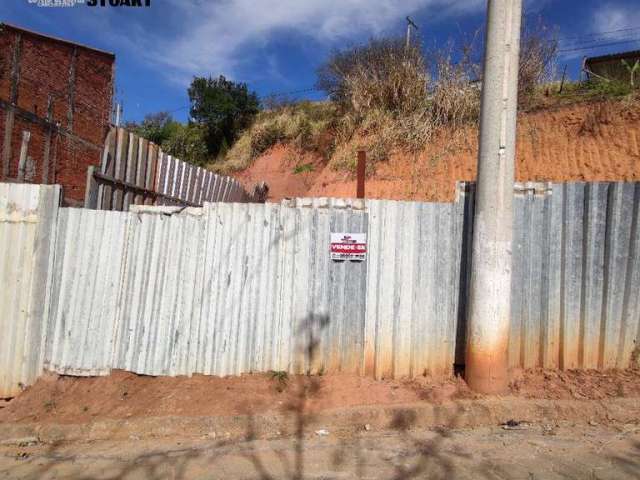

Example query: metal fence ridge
[1,181,639,398]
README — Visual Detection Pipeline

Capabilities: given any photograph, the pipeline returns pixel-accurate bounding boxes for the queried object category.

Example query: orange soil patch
[237,100,640,203]
[0,371,464,425]
[235,145,325,202]
[1,369,638,425]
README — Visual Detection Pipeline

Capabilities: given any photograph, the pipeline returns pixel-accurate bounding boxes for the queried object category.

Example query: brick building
[0,23,114,205]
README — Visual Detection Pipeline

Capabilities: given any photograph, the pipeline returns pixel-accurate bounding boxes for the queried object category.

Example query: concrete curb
[1,397,638,445]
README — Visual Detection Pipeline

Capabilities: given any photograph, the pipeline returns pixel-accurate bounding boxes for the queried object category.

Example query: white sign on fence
[330,233,367,261]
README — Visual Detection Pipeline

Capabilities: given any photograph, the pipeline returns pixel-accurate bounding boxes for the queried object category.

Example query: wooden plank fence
[85,126,256,210]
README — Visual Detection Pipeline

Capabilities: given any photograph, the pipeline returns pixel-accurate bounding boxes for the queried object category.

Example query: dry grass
[322,37,483,173]
[429,42,481,131]
[211,101,336,173]
[219,22,563,175]
[317,38,430,115]
[518,20,559,107]
[330,24,557,171]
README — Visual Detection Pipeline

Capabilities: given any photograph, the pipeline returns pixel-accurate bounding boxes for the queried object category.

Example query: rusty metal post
[357,150,366,199]
[558,64,568,94]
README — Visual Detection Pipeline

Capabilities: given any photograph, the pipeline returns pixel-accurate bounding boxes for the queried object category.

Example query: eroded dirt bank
[236,100,640,202]
[1,370,639,479]
[1,369,639,425]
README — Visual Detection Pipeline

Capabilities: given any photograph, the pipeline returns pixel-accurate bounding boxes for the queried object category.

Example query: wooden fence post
[17,130,31,182]
[84,165,99,209]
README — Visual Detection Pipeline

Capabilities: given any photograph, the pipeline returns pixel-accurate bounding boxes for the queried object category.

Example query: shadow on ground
[2,314,639,479]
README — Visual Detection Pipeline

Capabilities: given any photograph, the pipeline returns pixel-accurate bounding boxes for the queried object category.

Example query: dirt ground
[1,420,639,479]
[1,369,639,425]
[237,100,640,203]
[1,370,639,478]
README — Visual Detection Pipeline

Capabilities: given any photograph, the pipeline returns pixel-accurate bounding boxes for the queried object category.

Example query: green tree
[161,123,209,167]
[188,75,260,158]
[125,111,179,146]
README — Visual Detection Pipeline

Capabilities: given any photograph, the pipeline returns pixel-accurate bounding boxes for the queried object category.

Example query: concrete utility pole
[405,16,418,49]
[114,103,122,127]
[465,0,522,394]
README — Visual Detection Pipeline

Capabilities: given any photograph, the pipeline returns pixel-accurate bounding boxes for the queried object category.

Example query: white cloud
[592,2,640,34]
[557,2,640,60]
[139,0,484,85]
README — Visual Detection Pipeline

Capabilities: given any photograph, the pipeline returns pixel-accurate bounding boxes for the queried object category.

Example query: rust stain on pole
[357,150,366,199]
[465,325,510,394]
[465,0,522,395]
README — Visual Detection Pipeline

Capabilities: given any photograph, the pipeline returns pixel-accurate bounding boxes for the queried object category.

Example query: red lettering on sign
[331,244,367,253]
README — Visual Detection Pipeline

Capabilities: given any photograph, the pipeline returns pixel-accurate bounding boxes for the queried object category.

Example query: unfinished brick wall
[0,24,114,204]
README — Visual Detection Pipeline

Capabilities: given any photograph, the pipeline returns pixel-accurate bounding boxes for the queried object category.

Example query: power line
[145,87,322,117]
[558,26,640,42]
[558,37,640,53]
[166,105,189,114]
[101,28,640,120]
[261,87,320,98]
[557,25,640,54]
[560,32,640,48]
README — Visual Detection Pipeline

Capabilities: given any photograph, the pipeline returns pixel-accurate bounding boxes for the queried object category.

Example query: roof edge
[585,49,640,64]
[0,22,115,59]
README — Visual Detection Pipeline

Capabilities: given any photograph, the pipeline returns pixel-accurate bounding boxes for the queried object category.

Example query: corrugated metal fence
[0,184,59,397]
[509,182,640,371]
[45,199,369,379]
[1,181,639,397]
[364,199,465,379]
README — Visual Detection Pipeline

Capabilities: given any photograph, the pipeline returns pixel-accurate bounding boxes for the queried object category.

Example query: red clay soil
[237,100,640,203]
[235,145,325,202]
[1,369,638,425]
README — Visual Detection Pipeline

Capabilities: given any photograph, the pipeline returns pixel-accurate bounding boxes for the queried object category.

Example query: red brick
[0,24,114,204]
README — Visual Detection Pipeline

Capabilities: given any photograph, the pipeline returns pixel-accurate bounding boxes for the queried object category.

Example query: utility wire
[560,33,640,48]
[111,26,640,118]
[559,37,640,53]
[166,105,190,114]
[151,87,321,116]
[557,25,640,53]
[558,26,640,42]
[261,87,319,98]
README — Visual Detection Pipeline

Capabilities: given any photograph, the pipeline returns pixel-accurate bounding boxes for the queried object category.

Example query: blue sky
[1,0,639,123]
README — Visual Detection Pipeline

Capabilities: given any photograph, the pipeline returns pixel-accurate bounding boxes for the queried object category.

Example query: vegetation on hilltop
[126,75,259,166]
[128,19,639,175]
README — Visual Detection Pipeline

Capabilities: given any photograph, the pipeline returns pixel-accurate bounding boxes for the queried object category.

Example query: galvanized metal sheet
[41,201,367,378]
[509,182,640,370]
[3,181,640,395]
[364,198,465,379]
[193,202,368,377]
[113,207,207,376]
[0,184,60,397]
[44,208,130,376]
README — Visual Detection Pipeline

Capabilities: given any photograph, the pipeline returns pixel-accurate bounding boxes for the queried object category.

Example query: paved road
[1,423,639,479]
